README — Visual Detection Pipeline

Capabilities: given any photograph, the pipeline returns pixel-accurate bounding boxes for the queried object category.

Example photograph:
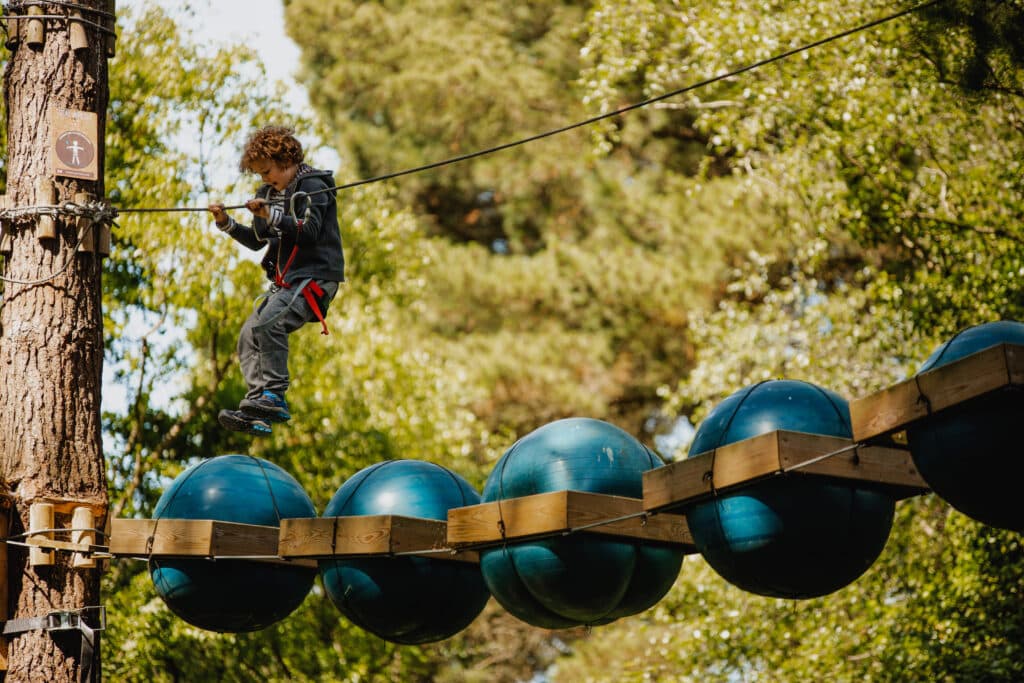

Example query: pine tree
[0,2,110,679]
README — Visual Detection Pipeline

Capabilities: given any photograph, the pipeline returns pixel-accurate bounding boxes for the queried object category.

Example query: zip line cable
[112,0,947,213]
[2,1,944,287]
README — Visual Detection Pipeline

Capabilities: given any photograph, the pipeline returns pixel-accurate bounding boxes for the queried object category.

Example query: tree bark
[0,3,109,681]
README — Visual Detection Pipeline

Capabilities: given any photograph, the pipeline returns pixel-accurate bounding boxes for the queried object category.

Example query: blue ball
[908,321,1024,531]
[320,460,490,644]
[149,455,317,632]
[480,418,684,628]
[687,381,895,598]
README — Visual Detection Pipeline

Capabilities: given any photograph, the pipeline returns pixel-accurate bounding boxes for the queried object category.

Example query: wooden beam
[779,432,926,495]
[850,343,1024,443]
[279,515,477,563]
[643,430,928,513]
[643,432,782,512]
[109,518,316,569]
[110,518,269,556]
[446,490,694,551]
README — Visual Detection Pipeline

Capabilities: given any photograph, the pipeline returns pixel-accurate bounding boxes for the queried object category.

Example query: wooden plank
[447,490,694,549]
[777,432,929,499]
[390,515,450,554]
[209,521,279,556]
[279,515,477,563]
[335,515,410,555]
[642,453,713,512]
[712,431,782,489]
[448,491,570,547]
[110,519,213,556]
[643,430,932,512]
[643,433,782,513]
[279,517,335,558]
[563,491,693,546]
[851,343,1024,442]
[109,518,277,557]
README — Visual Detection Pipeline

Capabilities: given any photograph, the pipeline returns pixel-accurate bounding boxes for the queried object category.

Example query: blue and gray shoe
[218,409,272,436]
[239,390,291,423]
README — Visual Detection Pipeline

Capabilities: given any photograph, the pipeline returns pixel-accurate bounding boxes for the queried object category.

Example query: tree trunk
[0,3,109,681]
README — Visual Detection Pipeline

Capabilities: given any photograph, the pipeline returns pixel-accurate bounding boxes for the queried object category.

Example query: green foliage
[550,2,1024,680]
[287,0,592,250]
[95,0,1024,680]
[917,0,1024,91]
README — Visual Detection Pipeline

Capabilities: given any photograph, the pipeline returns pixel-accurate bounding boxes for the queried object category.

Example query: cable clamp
[2,606,106,636]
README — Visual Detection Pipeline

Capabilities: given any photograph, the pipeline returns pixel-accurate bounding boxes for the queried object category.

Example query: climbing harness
[252,190,331,336]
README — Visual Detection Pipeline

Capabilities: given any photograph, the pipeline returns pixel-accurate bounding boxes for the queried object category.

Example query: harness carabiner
[289,190,312,227]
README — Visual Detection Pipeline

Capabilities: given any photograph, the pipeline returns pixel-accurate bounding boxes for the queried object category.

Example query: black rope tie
[914,374,933,416]
[329,514,339,560]
[704,449,718,497]
[251,457,284,526]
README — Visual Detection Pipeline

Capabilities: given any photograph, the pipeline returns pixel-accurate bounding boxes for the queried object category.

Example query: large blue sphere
[907,321,1024,531]
[149,455,317,632]
[687,381,895,599]
[480,418,684,629]
[320,460,490,644]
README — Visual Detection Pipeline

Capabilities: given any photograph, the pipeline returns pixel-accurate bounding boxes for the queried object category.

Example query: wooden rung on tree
[5,13,20,49]
[850,343,1024,443]
[25,6,44,49]
[29,503,55,567]
[446,490,695,551]
[108,518,314,568]
[75,191,95,253]
[35,177,56,240]
[643,430,928,514]
[69,12,89,52]
[279,515,477,563]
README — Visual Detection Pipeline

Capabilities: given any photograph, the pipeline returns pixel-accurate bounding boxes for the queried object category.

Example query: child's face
[251,159,298,192]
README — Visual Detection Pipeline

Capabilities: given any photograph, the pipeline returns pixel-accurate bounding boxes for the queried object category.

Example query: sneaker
[218,409,272,436]
[239,390,291,423]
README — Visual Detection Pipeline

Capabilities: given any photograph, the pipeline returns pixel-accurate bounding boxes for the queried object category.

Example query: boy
[209,126,344,435]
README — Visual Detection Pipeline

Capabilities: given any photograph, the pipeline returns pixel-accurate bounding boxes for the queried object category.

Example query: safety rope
[0,200,117,224]
[0,201,115,286]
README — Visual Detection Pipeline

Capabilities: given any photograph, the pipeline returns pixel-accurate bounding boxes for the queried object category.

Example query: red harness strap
[302,281,330,336]
[273,220,330,335]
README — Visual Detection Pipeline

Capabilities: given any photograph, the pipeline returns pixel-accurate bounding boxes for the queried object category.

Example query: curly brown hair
[239,126,304,172]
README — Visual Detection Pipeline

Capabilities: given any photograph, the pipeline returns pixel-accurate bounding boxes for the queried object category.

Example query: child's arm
[208,201,271,251]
